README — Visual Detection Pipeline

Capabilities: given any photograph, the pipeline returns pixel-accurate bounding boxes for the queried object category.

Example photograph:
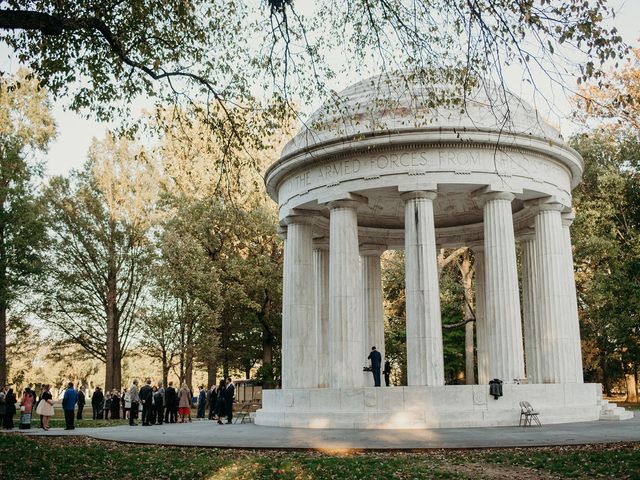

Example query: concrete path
[20,413,639,450]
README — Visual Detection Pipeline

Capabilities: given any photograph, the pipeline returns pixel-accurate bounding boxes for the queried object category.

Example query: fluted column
[329,200,364,388]
[534,203,573,383]
[281,217,316,389]
[361,246,386,384]
[402,191,444,386]
[472,246,489,385]
[520,236,542,383]
[314,247,330,388]
[562,212,584,383]
[480,191,525,382]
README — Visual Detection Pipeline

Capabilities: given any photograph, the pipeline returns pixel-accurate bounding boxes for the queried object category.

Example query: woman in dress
[177,383,191,423]
[3,388,16,429]
[215,380,226,425]
[110,389,120,419]
[19,387,35,429]
[35,384,54,430]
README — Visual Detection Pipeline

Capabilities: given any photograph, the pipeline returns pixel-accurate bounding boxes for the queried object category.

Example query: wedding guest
[3,388,16,429]
[76,388,86,420]
[154,381,164,425]
[91,386,104,420]
[197,385,206,420]
[104,391,112,420]
[178,382,191,423]
[19,387,35,429]
[0,384,8,427]
[164,381,177,423]
[110,389,121,419]
[62,382,77,430]
[35,384,54,430]
[215,380,226,425]
[208,384,216,420]
[224,377,235,424]
[128,379,140,426]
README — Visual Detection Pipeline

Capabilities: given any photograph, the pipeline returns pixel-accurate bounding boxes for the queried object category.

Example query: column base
[255,384,602,429]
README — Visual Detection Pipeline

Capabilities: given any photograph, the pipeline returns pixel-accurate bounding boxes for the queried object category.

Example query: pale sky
[8,1,638,178]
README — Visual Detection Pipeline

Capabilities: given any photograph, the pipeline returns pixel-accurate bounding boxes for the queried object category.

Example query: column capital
[524,197,565,214]
[476,190,515,205]
[562,210,576,227]
[325,193,367,211]
[360,243,387,256]
[313,237,330,251]
[277,225,288,239]
[282,215,316,227]
[517,227,536,242]
[400,190,437,202]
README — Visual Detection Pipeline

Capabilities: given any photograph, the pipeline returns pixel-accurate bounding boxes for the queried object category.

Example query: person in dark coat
[196,385,206,419]
[154,382,164,425]
[215,380,226,424]
[76,388,86,420]
[224,377,234,424]
[383,359,391,387]
[110,390,120,419]
[207,385,216,420]
[91,387,104,420]
[368,346,382,387]
[2,388,16,429]
[62,382,77,430]
[164,381,177,423]
[139,379,153,426]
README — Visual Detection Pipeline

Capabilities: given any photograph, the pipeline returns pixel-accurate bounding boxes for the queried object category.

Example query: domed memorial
[256,73,601,429]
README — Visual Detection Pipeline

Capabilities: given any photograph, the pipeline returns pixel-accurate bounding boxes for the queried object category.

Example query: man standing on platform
[383,358,391,387]
[62,382,77,430]
[368,346,382,387]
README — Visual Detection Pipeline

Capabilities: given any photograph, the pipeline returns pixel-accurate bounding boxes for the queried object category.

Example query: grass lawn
[0,434,638,479]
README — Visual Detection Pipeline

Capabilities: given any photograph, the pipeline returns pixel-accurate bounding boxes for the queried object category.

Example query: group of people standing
[0,384,55,430]
[125,376,236,427]
[196,378,235,424]
[0,376,237,431]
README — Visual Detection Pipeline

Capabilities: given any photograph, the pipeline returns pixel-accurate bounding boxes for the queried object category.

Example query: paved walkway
[17,412,640,450]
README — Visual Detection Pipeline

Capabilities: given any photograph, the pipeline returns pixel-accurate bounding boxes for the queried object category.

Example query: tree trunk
[105,273,120,391]
[459,249,475,385]
[207,359,217,389]
[0,304,6,387]
[600,350,611,396]
[625,373,638,403]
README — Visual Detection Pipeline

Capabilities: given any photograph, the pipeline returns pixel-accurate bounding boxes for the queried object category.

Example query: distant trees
[0,69,55,387]
[42,135,156,391]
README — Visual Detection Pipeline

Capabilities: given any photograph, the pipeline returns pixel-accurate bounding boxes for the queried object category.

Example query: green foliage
[0,68,55,386]
[571,130,640,393]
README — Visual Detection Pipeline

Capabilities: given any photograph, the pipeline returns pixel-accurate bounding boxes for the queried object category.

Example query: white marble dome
[281,73,564,160]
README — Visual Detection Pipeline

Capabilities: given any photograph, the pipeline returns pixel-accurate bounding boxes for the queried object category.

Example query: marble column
[472,246,489,385]
[480,191,525,382]
[281,217,317,389]
[329,200,364,388]
[361,246,386,385]
[314,247,330,388]
[562,212,584,383]
[520,236,542,383]
[402,191,444,386]
[534,203,572,383]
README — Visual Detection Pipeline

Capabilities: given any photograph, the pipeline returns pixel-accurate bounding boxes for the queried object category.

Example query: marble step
[599,400,634,421]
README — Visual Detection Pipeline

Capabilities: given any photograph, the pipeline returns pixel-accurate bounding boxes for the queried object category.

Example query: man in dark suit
[139,378,153,426]
[383,358,391,386]
[76,388,86,420]
[368,346,382,387]
[224,377,234,424]
[91,386,104,420]
[164,381,177,423]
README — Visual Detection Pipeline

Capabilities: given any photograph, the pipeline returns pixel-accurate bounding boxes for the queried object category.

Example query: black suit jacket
[224,383,235,404]
[139,384,153,404]
[368,350,382,369]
